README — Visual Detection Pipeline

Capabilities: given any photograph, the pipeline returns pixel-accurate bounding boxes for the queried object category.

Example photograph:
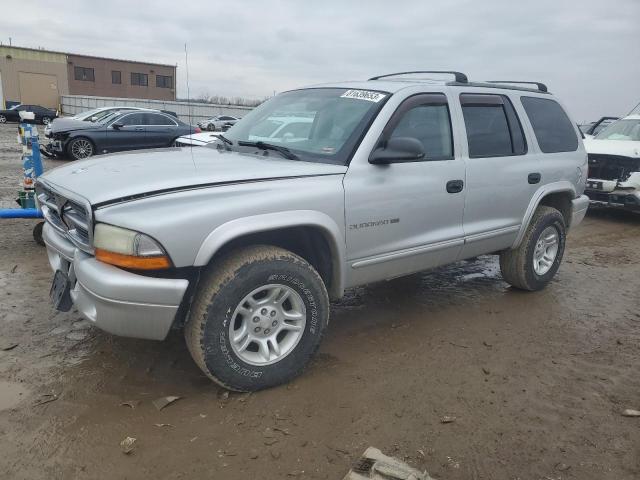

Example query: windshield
[595,119,640,141]
[221,88,389,164]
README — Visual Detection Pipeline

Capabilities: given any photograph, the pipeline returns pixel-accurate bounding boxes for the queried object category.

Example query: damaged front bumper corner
[585,172,640,211]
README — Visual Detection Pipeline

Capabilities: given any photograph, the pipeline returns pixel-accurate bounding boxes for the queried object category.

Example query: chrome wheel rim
[533,226,559,275]
[71,139,92,159]
[229,284,306,366]
[42,117,51,125]
[0,115,6,123]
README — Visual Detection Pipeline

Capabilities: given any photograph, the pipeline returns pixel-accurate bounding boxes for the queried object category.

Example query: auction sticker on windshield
[341,90,387,102]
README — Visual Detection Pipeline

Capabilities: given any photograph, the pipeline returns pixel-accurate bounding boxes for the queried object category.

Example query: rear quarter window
[521,96,578,153]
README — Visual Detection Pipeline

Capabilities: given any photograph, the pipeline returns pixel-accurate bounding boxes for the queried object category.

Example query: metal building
[0,46,69,109]
[0,45,176,109]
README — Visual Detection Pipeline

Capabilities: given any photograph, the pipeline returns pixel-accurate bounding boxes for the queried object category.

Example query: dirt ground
[0,122,638,480]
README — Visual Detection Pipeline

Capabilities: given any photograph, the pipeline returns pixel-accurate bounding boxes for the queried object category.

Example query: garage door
[18,72,59,109]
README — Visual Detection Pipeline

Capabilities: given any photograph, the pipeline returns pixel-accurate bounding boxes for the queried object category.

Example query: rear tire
[185,245,329,391]
[41,116,52,125]
[499,206,566,291]
[207,124,216,131]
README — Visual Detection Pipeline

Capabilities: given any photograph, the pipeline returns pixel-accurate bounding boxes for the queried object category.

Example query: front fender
[512,181,577,248]
[194,210,346,298]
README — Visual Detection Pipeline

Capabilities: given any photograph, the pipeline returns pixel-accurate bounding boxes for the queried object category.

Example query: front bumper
[43,223,189,340]
[570,194,590,227]
[585,189,640,211]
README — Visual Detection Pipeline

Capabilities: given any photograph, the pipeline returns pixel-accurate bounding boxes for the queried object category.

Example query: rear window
[461,94,526,158]
[521,97,578,153]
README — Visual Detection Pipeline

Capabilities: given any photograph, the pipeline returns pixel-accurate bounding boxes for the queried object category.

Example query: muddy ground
[0,122,638,479]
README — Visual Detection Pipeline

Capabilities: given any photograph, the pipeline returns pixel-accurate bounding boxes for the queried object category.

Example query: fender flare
[512,181,577,248]
[193,210,346,298]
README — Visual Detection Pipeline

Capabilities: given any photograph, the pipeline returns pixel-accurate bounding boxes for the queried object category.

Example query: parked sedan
[197,115,240,131]
[0,104,58,125]
[46,110,199,160]
[44,106,147,137]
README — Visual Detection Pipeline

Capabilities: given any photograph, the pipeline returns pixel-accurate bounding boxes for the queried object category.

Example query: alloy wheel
[71,139,93,159]
[533,225,559,275]
[229,284,306,366]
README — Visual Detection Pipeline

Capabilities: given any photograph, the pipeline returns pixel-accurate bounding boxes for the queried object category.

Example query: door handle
[528,172,541,184]
[446,179,464,194]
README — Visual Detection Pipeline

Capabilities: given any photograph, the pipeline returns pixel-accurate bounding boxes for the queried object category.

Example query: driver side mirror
[112,122,124,130]
[369,137,425,165]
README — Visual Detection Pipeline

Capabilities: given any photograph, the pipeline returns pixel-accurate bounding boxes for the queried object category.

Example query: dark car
[46,110,199,160]
[0,104,58,125]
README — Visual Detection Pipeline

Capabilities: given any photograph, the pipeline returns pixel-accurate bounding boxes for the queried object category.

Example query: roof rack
[369,71,468,83]
[486,81,548,93]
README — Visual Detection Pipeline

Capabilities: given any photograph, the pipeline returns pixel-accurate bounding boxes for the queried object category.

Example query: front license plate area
[50,270,73,312]
[587,181,603,190]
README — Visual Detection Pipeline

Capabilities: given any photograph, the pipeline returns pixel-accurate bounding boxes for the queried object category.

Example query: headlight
[93,223,171,270]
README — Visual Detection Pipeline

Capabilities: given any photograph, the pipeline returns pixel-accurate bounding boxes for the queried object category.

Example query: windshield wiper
[237,141,300,161]
[216,134,233,146]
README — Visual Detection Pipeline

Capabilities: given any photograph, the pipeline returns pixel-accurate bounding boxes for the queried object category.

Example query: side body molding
[511,181,577,249]
[193,210,347,299]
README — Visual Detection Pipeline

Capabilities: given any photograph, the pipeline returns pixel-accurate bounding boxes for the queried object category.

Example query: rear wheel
[41,116,52,125]
[67,137,94,160]
[185,245,329,391]
[499,206,566,291]
[207,123,216,131]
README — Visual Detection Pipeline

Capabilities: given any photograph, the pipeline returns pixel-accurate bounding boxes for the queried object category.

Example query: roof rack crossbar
[369,71,468,83]
[486,81,548,93]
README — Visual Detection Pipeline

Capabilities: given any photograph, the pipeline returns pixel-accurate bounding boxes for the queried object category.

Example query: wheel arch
[512,182,576,248]
[193,211,346,299]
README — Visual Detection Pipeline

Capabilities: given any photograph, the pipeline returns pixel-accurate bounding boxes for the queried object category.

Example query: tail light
[194,127,201,133]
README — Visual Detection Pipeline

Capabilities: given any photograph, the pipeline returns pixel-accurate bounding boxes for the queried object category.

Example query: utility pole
[8,37,12,46]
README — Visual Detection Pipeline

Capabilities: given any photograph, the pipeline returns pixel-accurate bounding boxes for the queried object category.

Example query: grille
[36,183,92,251]
[588,154,640,182]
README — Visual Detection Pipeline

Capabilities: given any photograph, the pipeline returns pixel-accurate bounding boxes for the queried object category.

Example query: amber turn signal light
[95,248,171,270]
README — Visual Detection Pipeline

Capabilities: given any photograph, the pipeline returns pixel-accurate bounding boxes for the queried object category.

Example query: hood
[40,147,347,206]
[584,138,640,158]
[48,117,101,134]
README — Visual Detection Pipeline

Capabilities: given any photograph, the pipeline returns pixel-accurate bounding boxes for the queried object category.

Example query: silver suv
[37,71,589,391]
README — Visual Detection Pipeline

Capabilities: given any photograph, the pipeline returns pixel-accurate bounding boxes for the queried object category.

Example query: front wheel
[185,245,329,391]
[41,116,52,125]
[207,124,216,131]
[499,206,566,291]
[0,115,6,123]
[67,137,94,160]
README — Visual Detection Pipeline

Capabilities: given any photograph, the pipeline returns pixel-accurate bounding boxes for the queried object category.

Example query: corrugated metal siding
[61,95,254,123]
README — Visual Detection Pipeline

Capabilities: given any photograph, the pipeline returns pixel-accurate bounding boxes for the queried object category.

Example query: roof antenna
[184,43,196,167]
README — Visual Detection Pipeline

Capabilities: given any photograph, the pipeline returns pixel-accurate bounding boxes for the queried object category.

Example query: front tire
[0,115,6,123]
[185,245,330,391]
[499,206,566,291]
[207,124,216,131]
[41,116,52,125]
[67,137,94,160]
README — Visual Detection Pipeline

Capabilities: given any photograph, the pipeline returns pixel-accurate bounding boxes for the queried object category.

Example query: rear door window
[461,94,526,158]
[521,96,578,153]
